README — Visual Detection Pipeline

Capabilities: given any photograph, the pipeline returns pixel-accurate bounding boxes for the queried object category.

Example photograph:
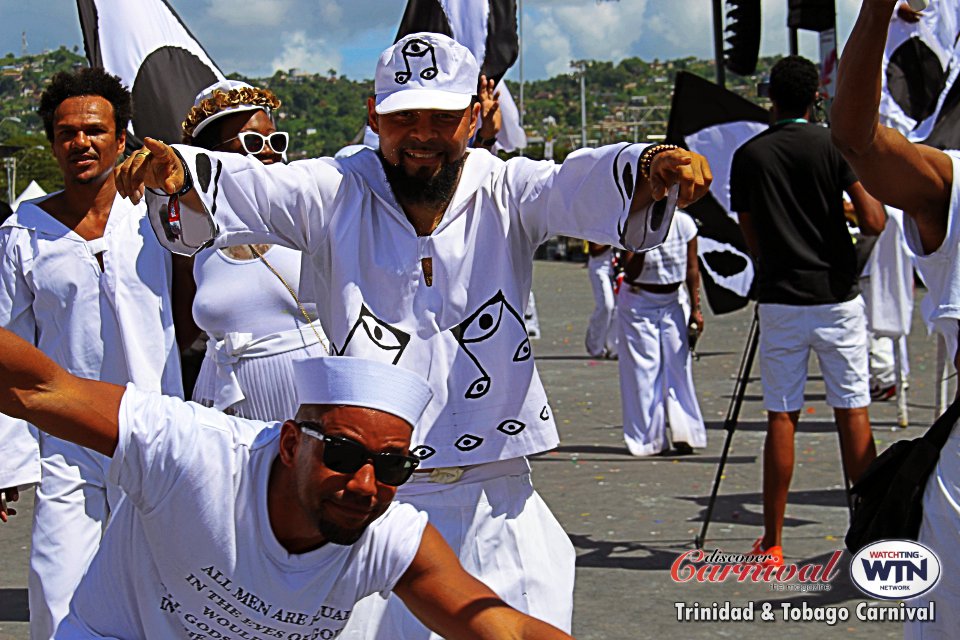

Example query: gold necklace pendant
[421,257,433,287]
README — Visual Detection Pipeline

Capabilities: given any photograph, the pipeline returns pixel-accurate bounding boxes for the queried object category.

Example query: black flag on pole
[395,0,518,85]
[395,0,525,151]
[666,72,769,315]
[877,0,960,145]
[76,0,225,147]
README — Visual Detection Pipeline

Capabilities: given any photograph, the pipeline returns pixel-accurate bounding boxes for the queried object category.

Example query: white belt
[400,457,532,495]
[206,322,324,410]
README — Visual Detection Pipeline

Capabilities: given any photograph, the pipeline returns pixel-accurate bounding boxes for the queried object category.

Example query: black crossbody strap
[923,395,960,450]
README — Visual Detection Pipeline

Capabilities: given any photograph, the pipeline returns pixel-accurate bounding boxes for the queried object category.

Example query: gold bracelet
[640,143,680,180]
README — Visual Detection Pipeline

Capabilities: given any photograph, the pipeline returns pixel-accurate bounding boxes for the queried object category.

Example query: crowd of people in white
[0,1,959,637]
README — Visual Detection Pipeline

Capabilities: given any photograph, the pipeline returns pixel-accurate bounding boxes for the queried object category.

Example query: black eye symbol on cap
[411,445,436,460]
[396,38,439,84]
[455,434,483,451]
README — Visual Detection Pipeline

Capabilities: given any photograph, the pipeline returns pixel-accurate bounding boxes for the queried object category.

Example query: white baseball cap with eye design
[374,32,479,115]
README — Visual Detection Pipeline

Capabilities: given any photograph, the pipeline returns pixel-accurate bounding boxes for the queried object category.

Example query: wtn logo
[850,541,941,600]
[861,559,927,583]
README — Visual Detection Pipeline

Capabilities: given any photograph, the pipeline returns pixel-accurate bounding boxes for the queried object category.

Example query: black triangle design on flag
[886,37,949,124]
[666,72,769,315]
[396,0,455,41]
[77,0,225,147]
[396,0,518,84]
[923,72,960,149]
[482,0,519,85]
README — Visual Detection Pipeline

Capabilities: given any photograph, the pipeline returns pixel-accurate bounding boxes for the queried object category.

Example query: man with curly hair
[729,55,887,566]
[0,67,181,638]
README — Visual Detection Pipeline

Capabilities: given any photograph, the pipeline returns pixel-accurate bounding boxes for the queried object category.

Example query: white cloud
[271,31,342,75]
[206,0,295,28]
[318,0,344,26]
[0,0,871,81]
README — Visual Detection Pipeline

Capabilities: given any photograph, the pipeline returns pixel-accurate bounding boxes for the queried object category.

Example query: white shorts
[758,297,870,412]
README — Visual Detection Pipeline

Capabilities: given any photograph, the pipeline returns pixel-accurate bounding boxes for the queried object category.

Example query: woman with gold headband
[177,80,328,420]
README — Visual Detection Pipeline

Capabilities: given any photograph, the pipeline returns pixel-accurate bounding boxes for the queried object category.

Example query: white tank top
[192,245,314,339]
[637,211,698,285]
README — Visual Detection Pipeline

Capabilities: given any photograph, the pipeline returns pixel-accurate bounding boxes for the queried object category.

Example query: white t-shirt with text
[58,386,427,639]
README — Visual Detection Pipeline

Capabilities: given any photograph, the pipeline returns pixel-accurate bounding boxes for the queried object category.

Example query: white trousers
[868,334,910,389]
[341,459,575,639]
[906,423,960,639]
[29,433,119,640]
[585,252,617,356]
[617,287,706,456]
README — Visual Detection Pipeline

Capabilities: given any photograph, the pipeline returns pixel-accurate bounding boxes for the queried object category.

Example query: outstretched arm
[831,0,952,253]
[395,524,574,640]
[631,148,713,213]
[0,328,122,457]
[114,137,201,209]
[846,181,887,236]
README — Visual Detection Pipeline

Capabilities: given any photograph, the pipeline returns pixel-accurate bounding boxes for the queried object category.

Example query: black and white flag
[879,0,959,143]
[396,0,525,151]
[76,0,225,146]
[666,71,769,315]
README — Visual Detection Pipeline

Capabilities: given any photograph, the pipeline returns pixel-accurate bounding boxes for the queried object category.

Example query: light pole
[518,0,524,157]
[0,117,22,204]
[571,60,588,148]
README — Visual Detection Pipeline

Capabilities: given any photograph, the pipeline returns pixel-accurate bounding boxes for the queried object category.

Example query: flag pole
[518,0,525,157]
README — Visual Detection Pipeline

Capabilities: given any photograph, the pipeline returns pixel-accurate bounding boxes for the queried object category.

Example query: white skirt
[340,458,575,639]
[192,342,326,421]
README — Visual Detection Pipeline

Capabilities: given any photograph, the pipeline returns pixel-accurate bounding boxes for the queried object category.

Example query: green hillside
[0,46,778,199]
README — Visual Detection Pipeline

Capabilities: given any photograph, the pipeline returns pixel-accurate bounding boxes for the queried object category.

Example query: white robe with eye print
[154,144,673,468]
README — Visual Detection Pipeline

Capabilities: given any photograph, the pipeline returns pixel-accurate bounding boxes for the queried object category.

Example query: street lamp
[571,60,588,149]
[0,118,23,204]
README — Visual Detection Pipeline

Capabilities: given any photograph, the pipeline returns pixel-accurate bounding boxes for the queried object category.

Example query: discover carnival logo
[850,540,942,600]
[671,548,842,587]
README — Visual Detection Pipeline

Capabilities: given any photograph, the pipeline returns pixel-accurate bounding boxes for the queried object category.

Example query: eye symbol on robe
[335,304,410,365]
[455,434,483,452]
[497,420,526,436]
[411,445,436,461]
[451,291,531,400]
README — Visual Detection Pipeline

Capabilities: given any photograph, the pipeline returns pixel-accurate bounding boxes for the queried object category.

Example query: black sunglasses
[298,421,419,487]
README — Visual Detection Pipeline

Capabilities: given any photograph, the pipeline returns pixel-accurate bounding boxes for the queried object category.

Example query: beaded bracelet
[144,148,194,242]
[145,148,194,198]
[639,143,680,180]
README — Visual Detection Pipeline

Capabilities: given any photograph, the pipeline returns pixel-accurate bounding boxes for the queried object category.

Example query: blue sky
[1,0,863,81]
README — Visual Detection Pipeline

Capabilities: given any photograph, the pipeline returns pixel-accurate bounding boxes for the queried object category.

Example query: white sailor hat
[292,357,433,428]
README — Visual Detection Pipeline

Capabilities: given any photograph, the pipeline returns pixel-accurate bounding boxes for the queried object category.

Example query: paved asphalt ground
[0,259,949,639]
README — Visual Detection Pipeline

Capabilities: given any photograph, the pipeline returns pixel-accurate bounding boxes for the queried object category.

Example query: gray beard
[378,151,465,208]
